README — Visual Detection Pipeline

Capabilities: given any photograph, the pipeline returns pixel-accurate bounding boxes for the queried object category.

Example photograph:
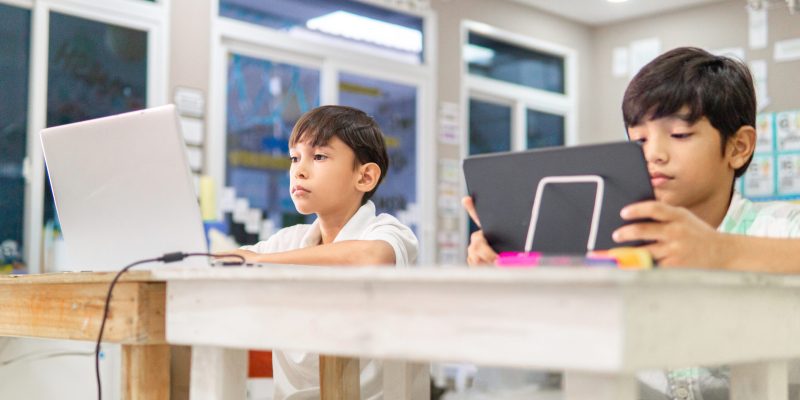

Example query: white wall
[590,0,800,140]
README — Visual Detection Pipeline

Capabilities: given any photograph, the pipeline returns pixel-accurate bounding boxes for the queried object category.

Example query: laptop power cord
[95,251,245,400]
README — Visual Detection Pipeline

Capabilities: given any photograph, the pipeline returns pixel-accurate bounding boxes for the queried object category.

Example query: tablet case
[463,141,655,254]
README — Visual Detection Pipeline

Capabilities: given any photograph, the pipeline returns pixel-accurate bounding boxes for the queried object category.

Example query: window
[463,22,576,245]
[338,72,418,228]
[211,0,433,262]
[42,12,149,249]
[219,0,425,64]
[467,31,564,94]
[526,109,564,149]
[463,22,576,156]
[11,0,168,273]
[0,4,31,270]
[468,99,511,155]
[225,53,320,240]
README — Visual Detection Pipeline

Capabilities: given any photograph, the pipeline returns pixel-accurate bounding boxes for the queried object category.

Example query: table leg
[189,346,247,400]
[383,361,430,400]
[320,355,360,400]
[122,344,170,400]
[731,361,788,400]
[563,371,637,400]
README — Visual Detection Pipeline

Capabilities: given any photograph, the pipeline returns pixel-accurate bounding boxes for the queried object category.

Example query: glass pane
[338,72,417,231]
[466,32,565,94]
[225,53,320,243]
[44,12,148,247]
[468,98,511,235]
[0,4,31,271]
[526,109,564,149]
[469,99,511,156]
[220,0,424,63]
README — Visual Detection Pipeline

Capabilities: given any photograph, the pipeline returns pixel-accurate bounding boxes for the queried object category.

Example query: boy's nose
[644,139,669,164]
[292,162,309,179]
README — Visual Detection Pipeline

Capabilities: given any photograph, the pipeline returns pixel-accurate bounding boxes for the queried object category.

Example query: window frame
[460,20,579,259]
[208,0,437,264]
[13,0,169,273]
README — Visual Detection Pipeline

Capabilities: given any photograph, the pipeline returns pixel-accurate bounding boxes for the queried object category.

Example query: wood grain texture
[122,344,170,400]
[0,275,165,343]
[1,271,156,285]
[320,355,360,400]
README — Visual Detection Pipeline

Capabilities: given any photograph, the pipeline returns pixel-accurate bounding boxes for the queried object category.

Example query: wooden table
[0,271,169,400]
[155,265,800,400]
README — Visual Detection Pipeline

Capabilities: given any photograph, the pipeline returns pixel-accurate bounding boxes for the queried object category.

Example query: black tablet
[463,141,655,254]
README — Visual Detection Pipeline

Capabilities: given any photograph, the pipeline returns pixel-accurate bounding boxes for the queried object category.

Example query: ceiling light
[306,11,423,53]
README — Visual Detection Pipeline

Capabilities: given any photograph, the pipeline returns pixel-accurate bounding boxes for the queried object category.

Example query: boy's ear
[355,162,382,194]
[727,126,756,170]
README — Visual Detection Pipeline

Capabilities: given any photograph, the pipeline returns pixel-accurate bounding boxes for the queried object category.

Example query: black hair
[622,47,756,178]
[289,105,389,204]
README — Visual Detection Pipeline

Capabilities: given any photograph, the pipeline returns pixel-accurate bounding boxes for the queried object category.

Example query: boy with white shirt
[232,105,418,399]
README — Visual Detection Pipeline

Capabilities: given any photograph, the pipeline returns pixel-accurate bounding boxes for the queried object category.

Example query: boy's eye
[289,156,298,163]
[633,137,647,144]
[671,133,692,139]
[314,154,328,161]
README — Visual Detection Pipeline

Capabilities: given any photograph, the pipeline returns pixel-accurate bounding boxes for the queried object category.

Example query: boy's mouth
[649,172,673,188]
[291,185,310,195]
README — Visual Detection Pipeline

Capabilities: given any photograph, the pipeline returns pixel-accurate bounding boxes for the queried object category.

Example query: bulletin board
[740,110,800,201]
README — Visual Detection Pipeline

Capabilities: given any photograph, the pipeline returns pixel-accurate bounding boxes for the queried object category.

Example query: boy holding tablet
[466,46,800,271]
[465,46,800,399]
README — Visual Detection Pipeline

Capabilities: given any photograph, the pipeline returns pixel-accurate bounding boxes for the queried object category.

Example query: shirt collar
[299,201,377,247]
[718,191,745,232]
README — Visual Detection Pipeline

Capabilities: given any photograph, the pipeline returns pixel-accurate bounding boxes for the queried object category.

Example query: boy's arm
[229,240,396,266]
[614,201,800,272]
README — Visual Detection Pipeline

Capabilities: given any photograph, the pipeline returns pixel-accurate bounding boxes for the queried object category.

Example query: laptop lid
[40,104,208,270]
[463,141,655,254]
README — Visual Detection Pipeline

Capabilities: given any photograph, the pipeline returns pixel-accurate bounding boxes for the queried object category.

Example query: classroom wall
[591,0,800,140]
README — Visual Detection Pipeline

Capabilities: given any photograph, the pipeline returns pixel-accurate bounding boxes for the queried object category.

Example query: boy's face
[627,112,736,212]
[288,135,364,216]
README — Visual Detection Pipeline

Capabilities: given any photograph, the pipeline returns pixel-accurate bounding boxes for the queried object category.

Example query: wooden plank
[320,355,360,400]
[731,361,788,400]
[0,271,156,285]
[189,346,247,400]
[122,344,170,400]
[0,280,165,343]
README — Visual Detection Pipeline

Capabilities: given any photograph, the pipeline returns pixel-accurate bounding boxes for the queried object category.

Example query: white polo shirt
[240,200,419,400]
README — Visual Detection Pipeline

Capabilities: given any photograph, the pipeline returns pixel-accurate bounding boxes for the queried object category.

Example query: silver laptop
[40,104,208,270]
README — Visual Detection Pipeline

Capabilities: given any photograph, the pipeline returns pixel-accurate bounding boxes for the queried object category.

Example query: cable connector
[159,252,187,263]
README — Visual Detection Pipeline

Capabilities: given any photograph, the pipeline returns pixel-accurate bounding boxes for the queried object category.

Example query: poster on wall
[755,113,774,153]
[743,155,775,198]
[778,154,800,195]
[776,111,800,152]
[742,111,800,200]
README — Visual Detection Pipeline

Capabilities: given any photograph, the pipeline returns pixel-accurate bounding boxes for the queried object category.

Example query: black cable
[95,252,245,400]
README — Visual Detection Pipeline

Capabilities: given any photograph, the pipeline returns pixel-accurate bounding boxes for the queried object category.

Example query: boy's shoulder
[721,193,800,238]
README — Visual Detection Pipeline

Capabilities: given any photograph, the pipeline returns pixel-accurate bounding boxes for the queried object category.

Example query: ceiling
[510,0,730,26]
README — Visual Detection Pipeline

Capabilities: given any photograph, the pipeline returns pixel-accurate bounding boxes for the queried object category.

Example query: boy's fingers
[621,201,679,222]
[462,196,481,227]
[613,222,664,243]
[467,230,497,266]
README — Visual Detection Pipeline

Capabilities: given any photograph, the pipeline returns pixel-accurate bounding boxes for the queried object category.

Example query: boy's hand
[613,201,727,268]
[462,196,498,266]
